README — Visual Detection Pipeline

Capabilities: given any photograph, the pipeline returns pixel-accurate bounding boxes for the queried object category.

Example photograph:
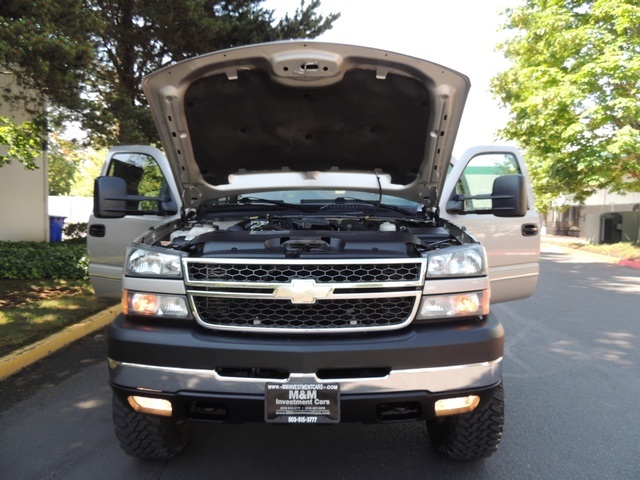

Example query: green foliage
[47,135,78,195]
[0,241,88,280]
[0,116,45,170]
[136,156,164,210]
[492,0,640,211]
[1,0,339,148]
[69,147,106,197]
[47,136,105,196]
[63,222,88,239]
[0,0,94,114]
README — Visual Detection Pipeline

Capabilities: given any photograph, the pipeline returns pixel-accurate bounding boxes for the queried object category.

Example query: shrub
[0,240,89,280]
[63,222,88,239]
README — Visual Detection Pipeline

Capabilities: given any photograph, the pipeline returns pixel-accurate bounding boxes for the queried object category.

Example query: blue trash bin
[49,216,66,242]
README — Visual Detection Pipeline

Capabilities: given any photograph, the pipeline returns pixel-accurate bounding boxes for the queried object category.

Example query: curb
[619,258,640,269]
[0,304,122,381]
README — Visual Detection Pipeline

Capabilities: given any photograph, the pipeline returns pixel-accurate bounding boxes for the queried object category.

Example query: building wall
[0,69,48,242]
[583,191,640,207]
[544,191,640,243]
[0,160,48,241]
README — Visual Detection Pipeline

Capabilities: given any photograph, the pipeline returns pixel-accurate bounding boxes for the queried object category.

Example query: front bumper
[107,313,504,423]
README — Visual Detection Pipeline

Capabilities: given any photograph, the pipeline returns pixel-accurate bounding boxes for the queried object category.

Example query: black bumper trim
[112,381,503,424]
[107,313,504,372]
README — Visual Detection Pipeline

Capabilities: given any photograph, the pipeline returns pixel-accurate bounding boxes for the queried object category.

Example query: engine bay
[157,214,460,259]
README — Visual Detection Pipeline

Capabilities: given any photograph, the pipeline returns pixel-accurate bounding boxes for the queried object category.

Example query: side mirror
[94,176,128,218]
[491,175,527,217]
[93,176,177,218]
[446,174,527,217]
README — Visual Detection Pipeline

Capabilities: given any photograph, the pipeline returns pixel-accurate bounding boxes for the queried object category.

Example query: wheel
[426,383,504,461]
[112,394,193,459]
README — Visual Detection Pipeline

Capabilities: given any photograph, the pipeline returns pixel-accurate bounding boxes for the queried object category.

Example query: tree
[46,135,106,196]
[0,0,339,150]
[69,147,106,197]
[0,0,89,169]
[491,0,640,210]
[47,134,101,196]
[0,116,46,170]
[47,137,78,196]
[0,1,93,114]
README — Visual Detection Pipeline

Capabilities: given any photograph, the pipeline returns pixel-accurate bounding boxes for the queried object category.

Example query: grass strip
[568,241,640,262]
[0,279,117,357]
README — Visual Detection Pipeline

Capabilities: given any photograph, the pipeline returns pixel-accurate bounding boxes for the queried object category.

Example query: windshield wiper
[332,197,417,216]
[238,197,314,213]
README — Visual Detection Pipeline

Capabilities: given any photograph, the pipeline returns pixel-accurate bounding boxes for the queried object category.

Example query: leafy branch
[0,116,45,170]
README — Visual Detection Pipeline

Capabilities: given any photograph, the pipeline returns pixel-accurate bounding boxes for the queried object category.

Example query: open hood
[142,42,470,208]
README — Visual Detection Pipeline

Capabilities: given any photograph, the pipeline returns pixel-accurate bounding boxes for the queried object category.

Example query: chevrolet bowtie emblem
[274,279,334,304]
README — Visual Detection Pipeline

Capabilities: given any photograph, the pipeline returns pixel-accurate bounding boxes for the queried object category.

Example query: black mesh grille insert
[192,296,416,330]
[187,262,422,284]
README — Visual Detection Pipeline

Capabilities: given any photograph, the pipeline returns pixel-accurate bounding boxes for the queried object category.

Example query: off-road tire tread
[427,383,505,461]
[112,394,193,460]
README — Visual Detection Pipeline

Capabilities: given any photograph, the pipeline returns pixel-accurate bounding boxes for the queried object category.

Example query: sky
[265,0,522,157]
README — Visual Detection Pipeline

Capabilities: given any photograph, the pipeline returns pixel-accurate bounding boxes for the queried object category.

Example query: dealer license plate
[265,383,340,424]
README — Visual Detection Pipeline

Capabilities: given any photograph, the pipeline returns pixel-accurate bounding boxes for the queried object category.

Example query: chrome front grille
[186,261,422,285]
[184,258,426,334]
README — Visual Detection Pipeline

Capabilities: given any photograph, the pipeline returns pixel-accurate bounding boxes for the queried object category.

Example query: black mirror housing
[492,174,527,217]
[93,176,178,218]
[94,176,128,218]
[445,174,528,217]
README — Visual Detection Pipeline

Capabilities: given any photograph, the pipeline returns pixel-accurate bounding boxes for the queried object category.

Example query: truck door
[440,146,540,303]
[87,146,181,299]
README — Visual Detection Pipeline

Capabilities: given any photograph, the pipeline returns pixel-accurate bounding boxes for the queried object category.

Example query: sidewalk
[541,234,640,269]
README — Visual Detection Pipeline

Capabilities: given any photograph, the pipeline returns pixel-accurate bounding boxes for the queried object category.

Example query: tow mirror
[491,174,527,217]
[93,176,177,218]
[94,177,127,218]
[446,174,527,217]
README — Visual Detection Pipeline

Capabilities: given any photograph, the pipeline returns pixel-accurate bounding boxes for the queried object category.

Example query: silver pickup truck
[88,41,540,461]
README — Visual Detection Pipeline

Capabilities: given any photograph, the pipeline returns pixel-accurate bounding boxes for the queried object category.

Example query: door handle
[89,224,106,238]
[522,224,539,237]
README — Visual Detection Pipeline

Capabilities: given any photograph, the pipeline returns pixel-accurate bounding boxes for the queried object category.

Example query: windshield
[206,190,421,208]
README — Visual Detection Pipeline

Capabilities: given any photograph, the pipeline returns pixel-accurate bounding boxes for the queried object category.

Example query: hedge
[0,240,89,280]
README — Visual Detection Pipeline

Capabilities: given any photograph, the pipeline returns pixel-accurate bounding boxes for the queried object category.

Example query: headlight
[426,245,487,278]
[417,290,490,320]
[125,247,183,278]
[123,291,191,319]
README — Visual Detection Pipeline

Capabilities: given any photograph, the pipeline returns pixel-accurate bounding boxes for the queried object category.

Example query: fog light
[434,395,480,417]
[128,395,173,417]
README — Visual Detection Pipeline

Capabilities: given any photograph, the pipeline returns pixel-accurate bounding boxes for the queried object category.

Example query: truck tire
[426,383,504,461]
[112,394,193,459]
